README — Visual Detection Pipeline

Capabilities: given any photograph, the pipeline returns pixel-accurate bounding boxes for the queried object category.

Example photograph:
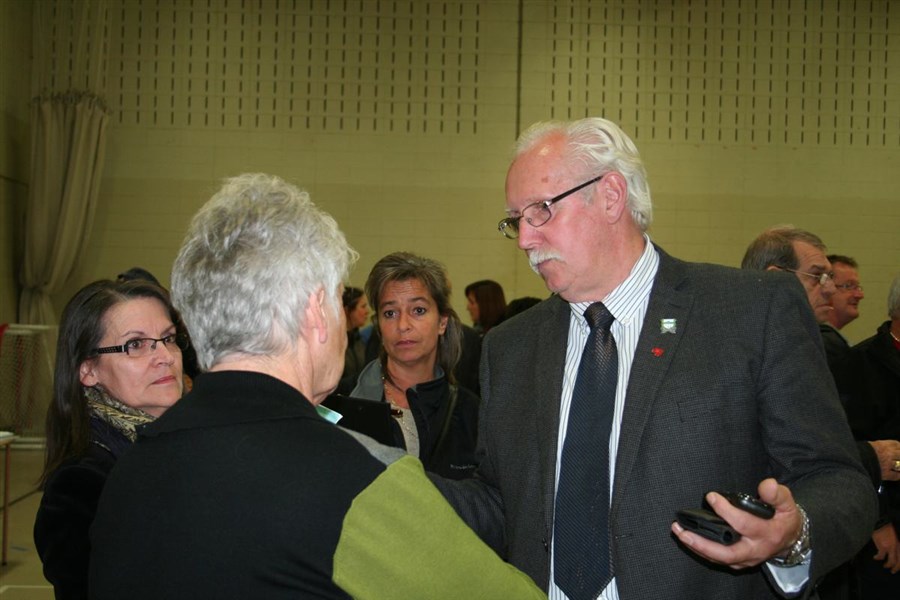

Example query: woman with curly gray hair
[88,174,542,600]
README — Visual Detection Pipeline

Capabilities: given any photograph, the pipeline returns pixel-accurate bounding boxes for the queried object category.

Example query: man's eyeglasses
[834,282,864,292]
[784,269,834,287]
[93,334,188,358]
[498,173,606,240]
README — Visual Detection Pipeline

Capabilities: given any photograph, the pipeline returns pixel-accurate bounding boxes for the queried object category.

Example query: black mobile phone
[675,508,740,545]
[718,491,775,519]
[676,491,775,546]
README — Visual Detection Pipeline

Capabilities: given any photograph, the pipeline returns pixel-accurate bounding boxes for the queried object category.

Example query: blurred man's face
[828,262,864,329]
[791,241,836,323]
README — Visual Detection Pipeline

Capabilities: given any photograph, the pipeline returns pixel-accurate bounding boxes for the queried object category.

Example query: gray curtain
[18,92,109,324]
[20,0,110,325]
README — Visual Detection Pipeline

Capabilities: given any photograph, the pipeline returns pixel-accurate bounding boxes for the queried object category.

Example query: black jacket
[87,370,545,600]
[352,360,480,480]
[835,321,900,529]
[819,322,851,371]
[33,419,131,600]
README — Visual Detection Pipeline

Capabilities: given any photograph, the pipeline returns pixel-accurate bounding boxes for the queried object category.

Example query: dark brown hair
[40,279,179,488]
[464,279,507,333]
[365,252,463,385]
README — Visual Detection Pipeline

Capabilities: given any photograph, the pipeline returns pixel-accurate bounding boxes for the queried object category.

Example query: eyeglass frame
[497,173,607,239]
[834,282,863,292]
[783,268,835,287]
[93,333,187,357]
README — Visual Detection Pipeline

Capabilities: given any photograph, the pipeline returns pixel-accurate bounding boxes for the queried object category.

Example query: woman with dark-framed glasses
[33,279,186,600]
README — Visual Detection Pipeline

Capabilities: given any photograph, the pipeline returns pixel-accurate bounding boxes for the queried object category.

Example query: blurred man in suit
[827,255,865,331]
[834,273,900,599]
[742,230,889,600]
[741,227,843,368]
[821,254,866,366]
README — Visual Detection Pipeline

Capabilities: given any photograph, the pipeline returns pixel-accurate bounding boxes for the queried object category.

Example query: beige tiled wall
[10,0,900,344]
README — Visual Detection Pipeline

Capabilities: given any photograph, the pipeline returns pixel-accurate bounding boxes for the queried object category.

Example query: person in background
[362,304,482,398]
[336,286,368,394]
[504,296,542,320]
[465,279,507,335]
[351,251,480,480]
[116,266,201,382]
[454,322,483,396]
[433,117,875,599]
[822,254,866,367]
[740,226,837,325]
[88,174,540,599]
[33,279,185,600]
[835,272,900,599]
[116,267,161,286]
[740,229,894,488]
[741,227,845,368]
[827,255,865,330]
[741,229,882,600]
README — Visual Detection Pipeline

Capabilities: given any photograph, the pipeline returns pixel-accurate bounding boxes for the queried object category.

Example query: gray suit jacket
[434,248,876,599]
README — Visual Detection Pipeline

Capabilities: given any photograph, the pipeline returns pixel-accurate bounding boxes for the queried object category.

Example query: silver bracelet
[769,503,811,568]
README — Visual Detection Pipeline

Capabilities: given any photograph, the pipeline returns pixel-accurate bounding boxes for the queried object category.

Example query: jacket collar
[141,370,318,438]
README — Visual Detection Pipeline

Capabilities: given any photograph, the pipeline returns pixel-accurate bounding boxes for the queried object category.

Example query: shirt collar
[570,233,660,327]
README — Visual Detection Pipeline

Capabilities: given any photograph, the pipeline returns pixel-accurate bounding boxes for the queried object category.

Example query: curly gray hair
[172,173,357,370]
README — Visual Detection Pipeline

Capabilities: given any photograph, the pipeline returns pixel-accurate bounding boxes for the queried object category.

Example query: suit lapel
[535,295,572,536]
[611,251,693,514]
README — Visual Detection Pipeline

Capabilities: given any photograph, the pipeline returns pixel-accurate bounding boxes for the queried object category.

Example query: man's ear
[598,171,628,223]
[305,287,330,345]
[79,359,99,387]
[765,265,781,272]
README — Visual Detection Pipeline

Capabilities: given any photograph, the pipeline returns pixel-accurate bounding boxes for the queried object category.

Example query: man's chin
[542,274,569,297]
[814,306,833,322]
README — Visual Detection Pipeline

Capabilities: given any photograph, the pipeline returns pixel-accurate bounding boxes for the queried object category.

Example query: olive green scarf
[85,385,155,442]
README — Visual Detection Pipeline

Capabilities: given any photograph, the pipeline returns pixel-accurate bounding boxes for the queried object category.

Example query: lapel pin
[660,318,677,334]
[651,347,664,357]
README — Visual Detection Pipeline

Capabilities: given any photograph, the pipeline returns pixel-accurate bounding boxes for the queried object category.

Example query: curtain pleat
[18,92,109,324]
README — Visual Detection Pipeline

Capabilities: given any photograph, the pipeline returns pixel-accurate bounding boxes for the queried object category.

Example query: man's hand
[671,478,802,569]
[868,440,900,482]
[872,523,900,573]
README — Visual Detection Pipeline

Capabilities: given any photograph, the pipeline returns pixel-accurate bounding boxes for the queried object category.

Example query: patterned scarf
[85,385,156,442]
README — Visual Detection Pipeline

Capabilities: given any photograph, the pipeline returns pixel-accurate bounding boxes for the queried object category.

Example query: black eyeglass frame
[498,173,606,239]
[93,333,187,357]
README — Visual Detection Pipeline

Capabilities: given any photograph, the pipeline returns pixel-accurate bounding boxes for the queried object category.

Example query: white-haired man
[434,118,876,599]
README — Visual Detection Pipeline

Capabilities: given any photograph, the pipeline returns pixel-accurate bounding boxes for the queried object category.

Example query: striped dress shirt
[548,235,659,600]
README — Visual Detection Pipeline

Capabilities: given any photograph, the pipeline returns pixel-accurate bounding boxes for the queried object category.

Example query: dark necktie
[554,302,618,600]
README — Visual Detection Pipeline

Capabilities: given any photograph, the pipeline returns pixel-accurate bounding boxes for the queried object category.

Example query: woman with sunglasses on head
[352,252,480,480]
[33,279,186,600]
